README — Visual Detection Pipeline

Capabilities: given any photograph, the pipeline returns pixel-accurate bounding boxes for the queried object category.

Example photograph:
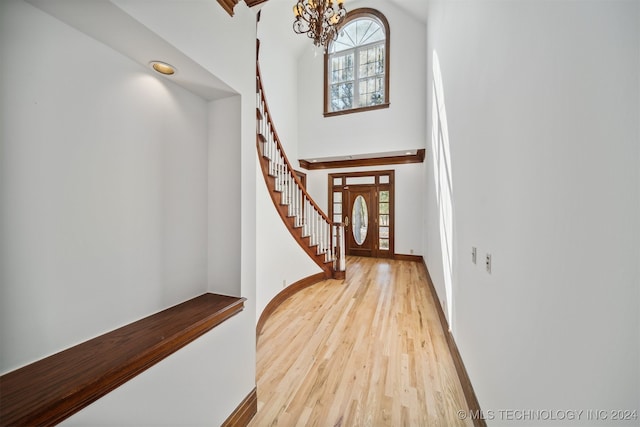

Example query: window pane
[379,214,389,226]
[333,190,342,200]
[358,45,384,79]
[331,82,353,111]
[357,76,384,107]
[332,19,383,53]
[380,239,389,250]
[331,54,354,83]
[346,176,375,185]
[379,191,389,202]
[379,203,389,214]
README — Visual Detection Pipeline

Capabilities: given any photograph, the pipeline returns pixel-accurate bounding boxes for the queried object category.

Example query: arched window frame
[323,8,391,117]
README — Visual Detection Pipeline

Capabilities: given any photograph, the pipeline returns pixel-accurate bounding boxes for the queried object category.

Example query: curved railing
[256,63,345,278]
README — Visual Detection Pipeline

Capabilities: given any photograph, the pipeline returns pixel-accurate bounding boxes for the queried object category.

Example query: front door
[345,187,375,257]
[329,171,394,259]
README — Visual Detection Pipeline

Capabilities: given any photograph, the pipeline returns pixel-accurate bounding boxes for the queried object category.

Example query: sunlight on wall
[131,72,176,104]
[431,50,454,329]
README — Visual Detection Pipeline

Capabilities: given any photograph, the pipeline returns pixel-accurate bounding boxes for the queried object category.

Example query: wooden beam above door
[299,149,425,170]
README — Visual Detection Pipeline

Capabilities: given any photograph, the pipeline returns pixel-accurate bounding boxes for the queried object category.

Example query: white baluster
[339,223,346,271]
[289,174,293,211]
[278,163,283,195]
[311,209,317,247]
[275,154,279,189]
[320,219,325,256]
[325,222,330,261]
[276,153,281,190]
[304,199,310,237]
[302,198,307,235]
[313,213,321,252]
[323,217,327,255]
[287,173,292,209]
[309,207,314,245]
[288,172,293,210]
[322,216,326,254]
[330,223,335,261]
[296,188,302,227]
[292,182,297,221]
[308,202,313,238]
[320,219,324,255]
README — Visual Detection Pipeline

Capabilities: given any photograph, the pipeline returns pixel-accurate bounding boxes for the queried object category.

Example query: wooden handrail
[0,293,245,427]
[256,63,333,227]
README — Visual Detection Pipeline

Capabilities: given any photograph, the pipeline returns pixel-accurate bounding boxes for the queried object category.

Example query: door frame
[344,185,376,257]
[328,170,395,258]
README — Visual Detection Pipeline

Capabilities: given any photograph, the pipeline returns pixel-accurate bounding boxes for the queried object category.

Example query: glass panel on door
[379,190,390,251]
[333,191,343,223]
[352,195,368,245]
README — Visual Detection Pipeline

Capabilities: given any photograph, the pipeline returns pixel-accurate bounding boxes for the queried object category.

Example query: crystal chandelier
[293,0,347,50]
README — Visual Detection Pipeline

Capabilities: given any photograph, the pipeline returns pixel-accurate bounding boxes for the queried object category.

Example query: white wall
[0,0,210,373]
[426,1,640,425]
[209,96,242,297]
[306,163,425,256]
[61,314,252,427]
[297,0,427,160]
[255,172,322,318]
[0,0,258,423]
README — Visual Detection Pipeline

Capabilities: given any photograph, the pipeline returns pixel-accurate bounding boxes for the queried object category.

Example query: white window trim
[328,39,385,112]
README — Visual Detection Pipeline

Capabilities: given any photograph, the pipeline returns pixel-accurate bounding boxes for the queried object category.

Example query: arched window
[324,8,390,116]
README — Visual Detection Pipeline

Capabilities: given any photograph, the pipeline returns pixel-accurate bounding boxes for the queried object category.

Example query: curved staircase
[256,63,345,279]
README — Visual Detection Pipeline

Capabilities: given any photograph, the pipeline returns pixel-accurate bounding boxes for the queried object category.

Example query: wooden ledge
[0,293,245,427]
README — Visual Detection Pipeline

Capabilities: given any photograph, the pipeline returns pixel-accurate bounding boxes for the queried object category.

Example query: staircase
[256,63,345,280]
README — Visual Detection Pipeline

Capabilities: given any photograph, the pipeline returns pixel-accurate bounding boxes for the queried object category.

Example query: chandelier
[293,0,347,50]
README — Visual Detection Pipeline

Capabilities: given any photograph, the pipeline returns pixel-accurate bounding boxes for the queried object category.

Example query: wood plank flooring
[249,257,472,427]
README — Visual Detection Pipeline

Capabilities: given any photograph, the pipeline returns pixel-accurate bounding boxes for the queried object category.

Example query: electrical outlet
[471,247,477,264]
[485,254,492,274]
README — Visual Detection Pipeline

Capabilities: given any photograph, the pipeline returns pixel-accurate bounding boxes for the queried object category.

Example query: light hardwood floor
[249,257,472,427]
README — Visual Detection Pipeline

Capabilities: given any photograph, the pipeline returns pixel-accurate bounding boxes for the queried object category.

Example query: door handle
[344,216,349,227]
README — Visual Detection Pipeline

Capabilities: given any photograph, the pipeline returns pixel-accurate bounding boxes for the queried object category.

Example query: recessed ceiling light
[150,61,176,76]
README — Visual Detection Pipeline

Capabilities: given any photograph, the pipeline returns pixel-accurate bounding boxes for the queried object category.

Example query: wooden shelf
[0,293,245,427]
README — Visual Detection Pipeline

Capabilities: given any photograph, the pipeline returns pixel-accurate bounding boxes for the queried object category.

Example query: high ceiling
[23,0,428,100]
[26,0,238,101]
[247,0,428,22]
[256,0,428,59]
